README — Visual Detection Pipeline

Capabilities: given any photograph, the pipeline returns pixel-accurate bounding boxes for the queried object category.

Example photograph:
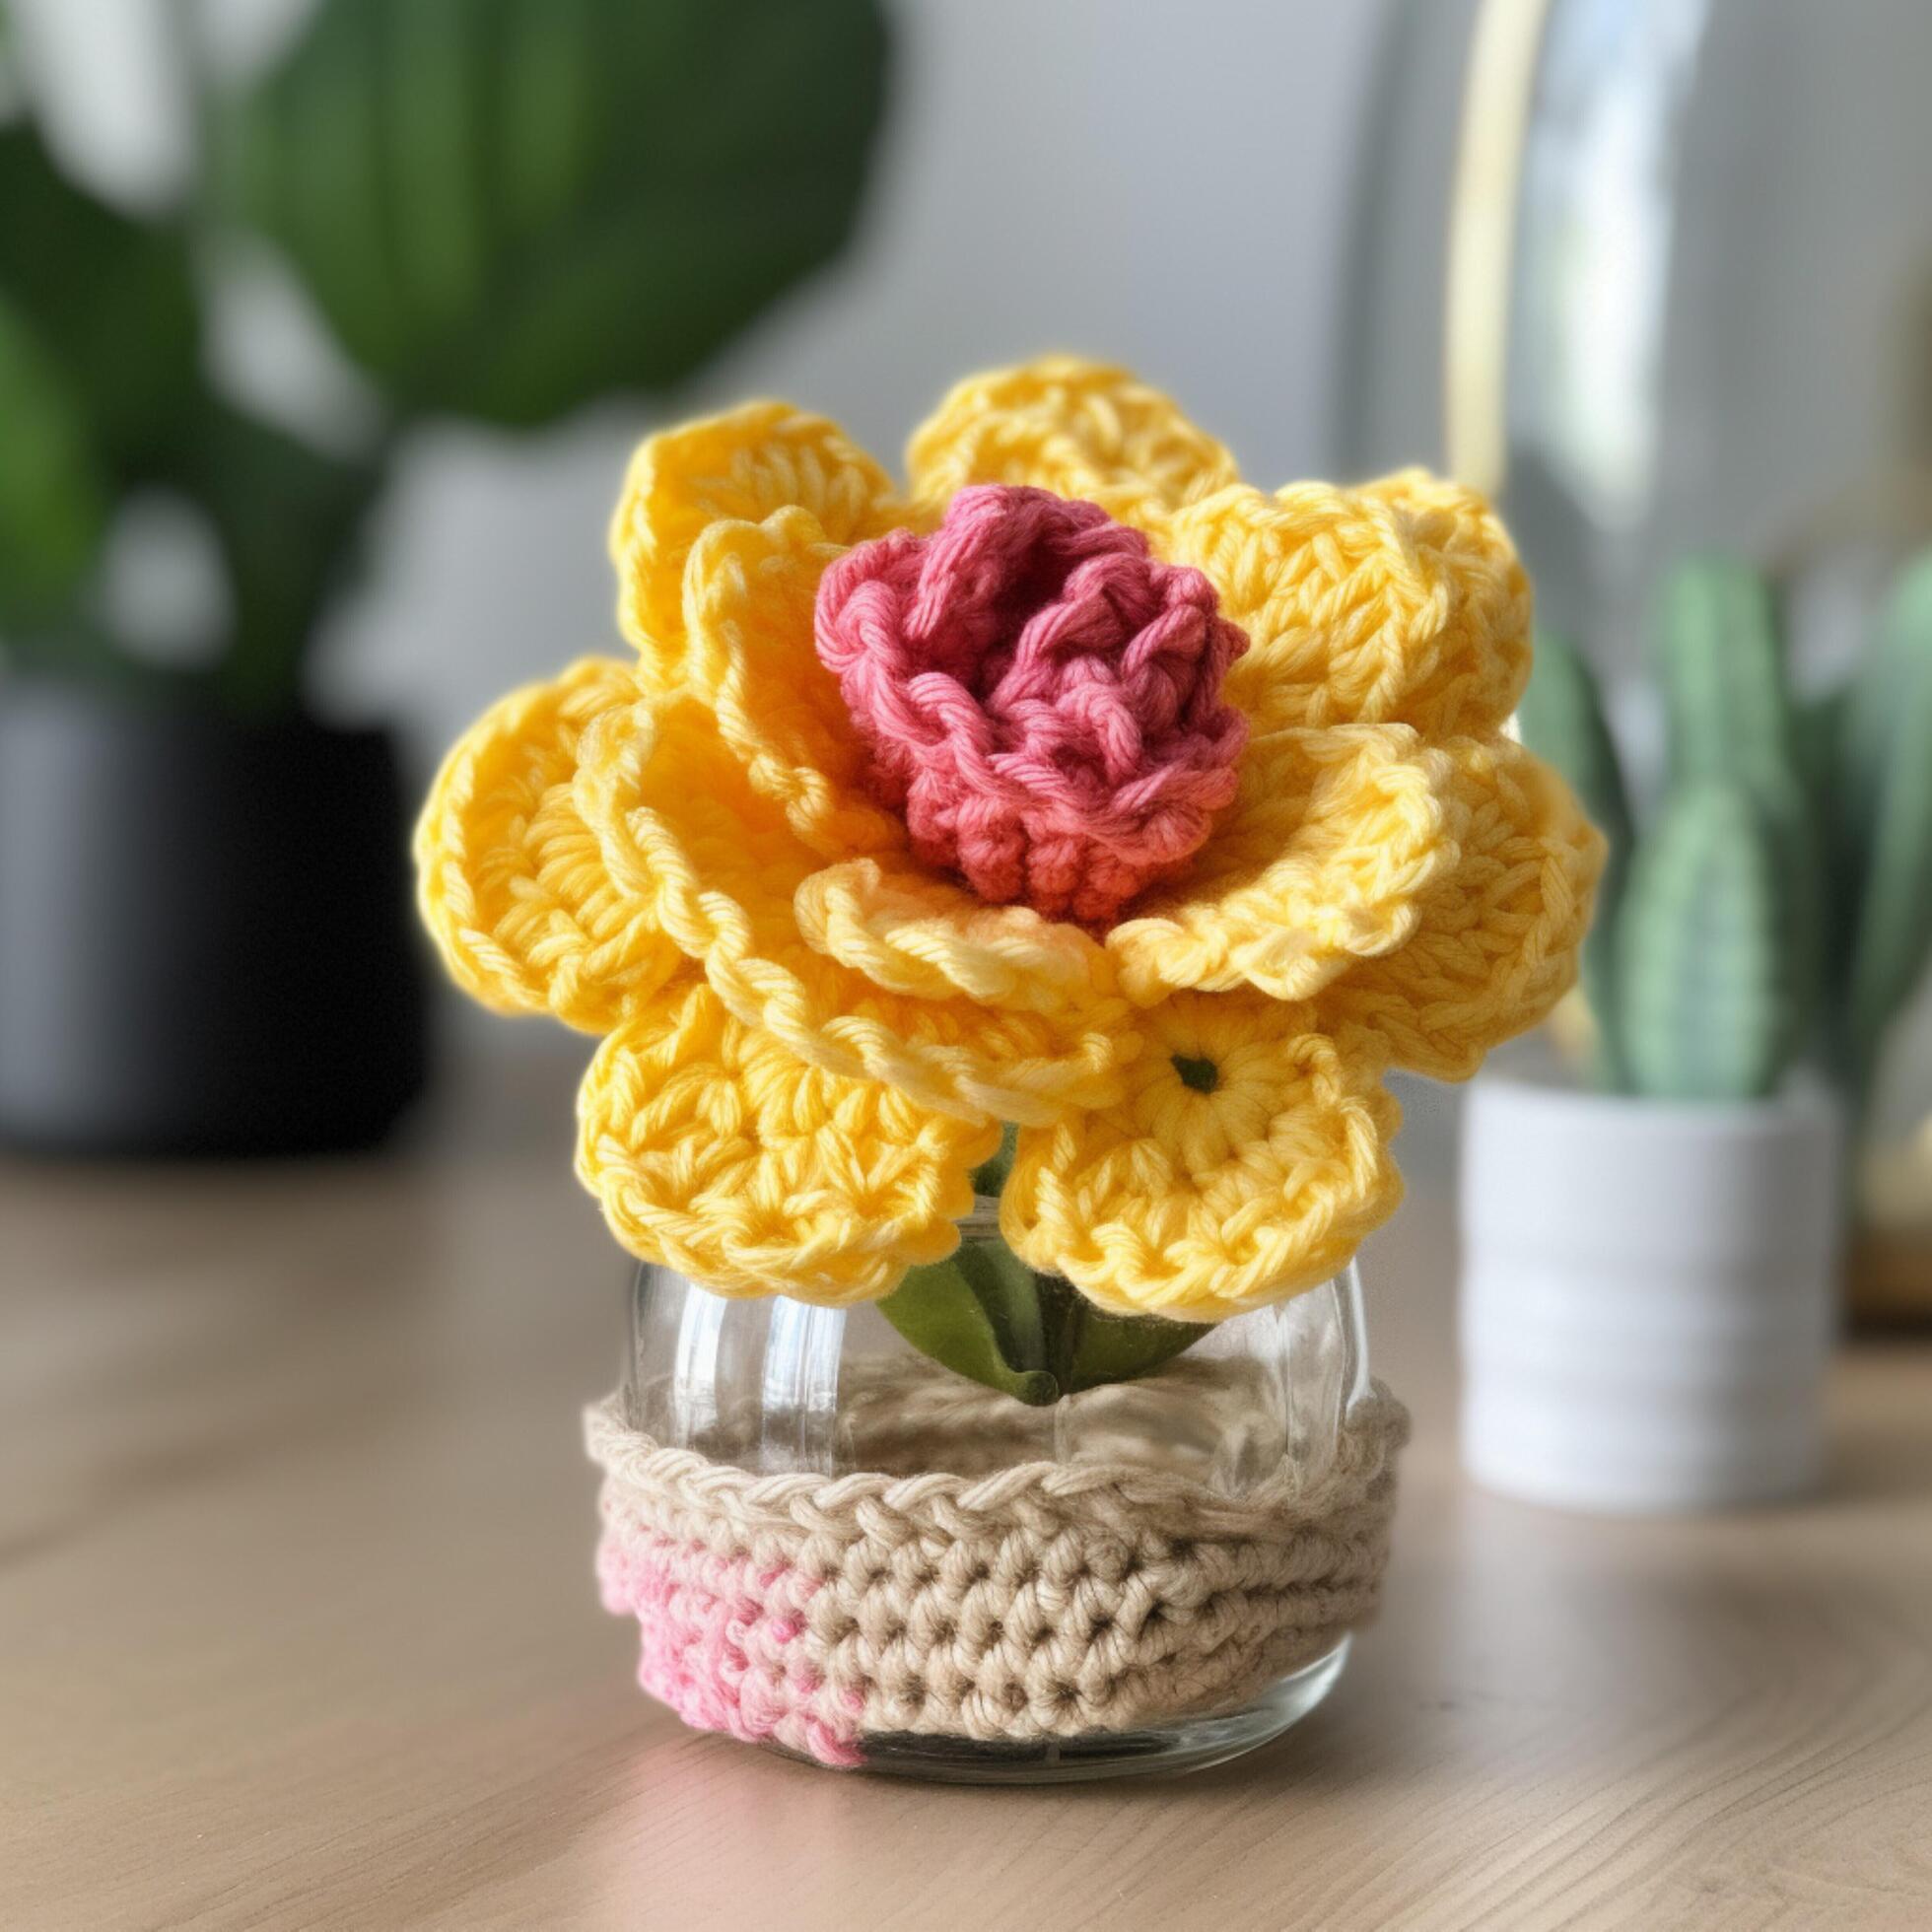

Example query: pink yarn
[598,1525,862,1766]
[814,485,1249,927]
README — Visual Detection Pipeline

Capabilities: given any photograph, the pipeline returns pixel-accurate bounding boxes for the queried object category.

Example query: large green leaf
[0,117,200,642]
[222,0,888,428]
[0,121,200,472]
[0,292,106,629]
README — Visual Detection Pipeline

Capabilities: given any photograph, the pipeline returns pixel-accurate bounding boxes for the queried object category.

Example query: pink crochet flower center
[814,484,1250,927]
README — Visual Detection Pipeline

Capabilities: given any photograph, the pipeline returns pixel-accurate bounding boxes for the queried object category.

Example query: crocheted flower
[815,485,1249,925]
[418,359,1602,1317]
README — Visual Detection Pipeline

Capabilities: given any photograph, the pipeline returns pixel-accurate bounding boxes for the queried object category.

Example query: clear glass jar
[610,1218,1381,1783]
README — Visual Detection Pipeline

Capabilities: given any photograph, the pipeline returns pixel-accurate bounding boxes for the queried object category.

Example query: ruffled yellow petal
[794,854,1124,1021]
[907,357,1238,530]
[1161,470,1530,739]
[682,505,906,859]
[573,696,1133,1124]
[1315,735,1604,1079]
[1104,724,1459,1005]
[1000,994,1403,1323]
[610,401,905,684]
[577,981,998,1304]
[414,656,685,1031]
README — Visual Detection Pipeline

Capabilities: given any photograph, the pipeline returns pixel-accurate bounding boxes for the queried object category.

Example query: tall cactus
[1616,782,1795,1100]
[1650,556,1825,1039]
[1515,626,1632,1082]
[1516,551,1932,1108]
[1652,559,1793,791]
[1839,556,1932,1087]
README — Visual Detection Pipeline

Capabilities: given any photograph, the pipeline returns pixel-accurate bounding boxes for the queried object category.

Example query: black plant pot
[0,684,429,1156]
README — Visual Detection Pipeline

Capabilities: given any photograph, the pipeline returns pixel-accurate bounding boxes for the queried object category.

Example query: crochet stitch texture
[586,1372,1410,1766]
[815,484,1249,926]
[416,358,1602,1319]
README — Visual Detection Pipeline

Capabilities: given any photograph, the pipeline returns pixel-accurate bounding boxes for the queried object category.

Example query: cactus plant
[1521,553,1932,1108]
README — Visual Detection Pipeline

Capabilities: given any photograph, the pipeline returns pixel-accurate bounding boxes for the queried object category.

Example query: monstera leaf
[0,293,104,630]
[221,0,888,428]
[0,120,200,636]
[0,121,200,472]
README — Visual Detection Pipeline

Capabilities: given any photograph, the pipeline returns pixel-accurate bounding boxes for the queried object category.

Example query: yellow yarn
[578,981,998,1303]
[1169,472,1533,738]
[908,357,1239,530]
[1103,723,1462,1004]
[415,358,1600,1315]
[569,694,1134,1125]
[413,656,683,1031]
[1000,994,1405,1323]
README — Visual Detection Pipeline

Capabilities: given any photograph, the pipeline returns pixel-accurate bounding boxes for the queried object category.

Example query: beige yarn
[586,1370,1408,1754]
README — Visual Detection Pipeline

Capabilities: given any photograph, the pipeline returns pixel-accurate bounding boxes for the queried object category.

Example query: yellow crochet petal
[573,697,1134,1125]
[1316,736,1604,1079]
[907,357,1238,530]
[683,504,906,859]
[1104,724,1460,1005]
[414,656,685,1031]
[610,400,905,685]
[1000,995,1403,1323]
[794,854,1124,1021]
[1162,471,1530,738]
[576,981,998,1304]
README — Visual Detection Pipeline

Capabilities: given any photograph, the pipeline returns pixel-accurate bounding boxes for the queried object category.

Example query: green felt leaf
[881,1238,1208,1407]
[879,1255,1059,1408]
[969,1121,1018,1199]
[222,0,888,428]
[1062,1304,1208,1393]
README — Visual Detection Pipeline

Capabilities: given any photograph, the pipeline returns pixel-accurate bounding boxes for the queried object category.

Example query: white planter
[1460,1077,1841,1513]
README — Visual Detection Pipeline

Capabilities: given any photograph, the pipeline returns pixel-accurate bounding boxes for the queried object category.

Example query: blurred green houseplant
[0,0,888,707]
[0,0,886,1155]
[1519,556,1932,1114]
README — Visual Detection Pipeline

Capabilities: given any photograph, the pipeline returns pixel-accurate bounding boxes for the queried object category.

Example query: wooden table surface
[5,1061,1931,1931]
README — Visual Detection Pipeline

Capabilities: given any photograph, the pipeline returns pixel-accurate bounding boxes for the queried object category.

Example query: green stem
[878,1227,1208,1407]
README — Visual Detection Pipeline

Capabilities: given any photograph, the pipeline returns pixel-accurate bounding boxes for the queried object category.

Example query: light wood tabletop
[4,1057,1931,1931]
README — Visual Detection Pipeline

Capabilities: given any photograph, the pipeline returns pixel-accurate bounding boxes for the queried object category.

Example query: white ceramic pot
[1460,1077,1842,1513]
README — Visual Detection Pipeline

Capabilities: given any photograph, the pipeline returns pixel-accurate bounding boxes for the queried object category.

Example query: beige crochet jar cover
[587,1374,1409,1766]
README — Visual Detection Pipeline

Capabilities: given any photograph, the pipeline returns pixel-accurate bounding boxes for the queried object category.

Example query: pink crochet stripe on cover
[815,484,1249,927]
[596,1524,862,1766]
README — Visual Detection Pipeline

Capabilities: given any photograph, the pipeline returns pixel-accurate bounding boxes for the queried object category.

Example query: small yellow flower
[417,359,1600,1316]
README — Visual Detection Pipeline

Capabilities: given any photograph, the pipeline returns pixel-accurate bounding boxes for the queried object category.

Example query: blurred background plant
[1520,555,1932,1116]
[0,0,888,713]
[0,0,887,1156]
